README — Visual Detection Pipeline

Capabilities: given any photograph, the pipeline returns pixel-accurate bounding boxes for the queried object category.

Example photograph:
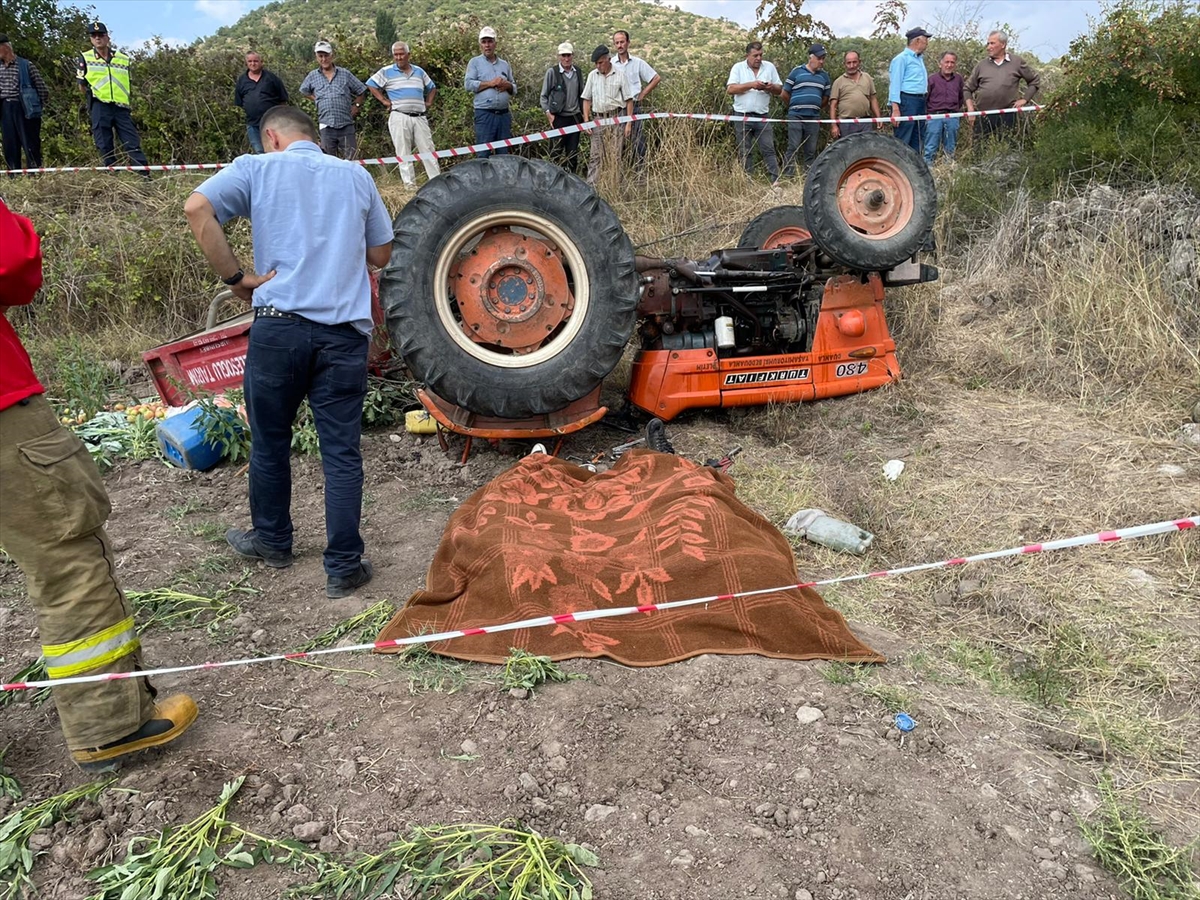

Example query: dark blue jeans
[244,316,369,577]
[246,123,264,154]
[89,101,148,168]
[894,92,926,155]
[473,108,511,158]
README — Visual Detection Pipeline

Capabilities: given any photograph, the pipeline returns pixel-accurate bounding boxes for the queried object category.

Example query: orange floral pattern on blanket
[377,450,883,666]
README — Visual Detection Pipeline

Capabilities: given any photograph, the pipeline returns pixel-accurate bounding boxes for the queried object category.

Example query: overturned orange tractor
[380,133,937,431]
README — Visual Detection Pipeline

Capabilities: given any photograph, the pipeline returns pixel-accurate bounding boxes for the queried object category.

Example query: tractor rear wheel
[802,133,935,271]
[381,158,639,419]
[738,206,812,250]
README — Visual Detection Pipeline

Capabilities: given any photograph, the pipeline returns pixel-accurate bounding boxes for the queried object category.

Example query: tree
[0,0,94,74]
[1031,0,1200,187]
[754,0,833,48]
[871,0,908,39]
[375,10,398,52]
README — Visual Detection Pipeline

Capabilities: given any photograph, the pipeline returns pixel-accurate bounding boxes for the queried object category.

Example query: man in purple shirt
[924,51,963,164]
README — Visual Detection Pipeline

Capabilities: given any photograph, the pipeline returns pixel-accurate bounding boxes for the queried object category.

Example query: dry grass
[601,121,802,257]
[941,175,1200,418]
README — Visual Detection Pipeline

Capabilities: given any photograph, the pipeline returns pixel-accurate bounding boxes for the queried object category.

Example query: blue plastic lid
[894,712,916,732]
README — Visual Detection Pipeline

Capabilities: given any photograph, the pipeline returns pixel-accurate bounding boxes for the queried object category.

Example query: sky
[78,0,1103,60]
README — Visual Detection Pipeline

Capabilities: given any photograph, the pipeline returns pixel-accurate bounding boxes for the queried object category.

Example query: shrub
[1031,0,1200,189]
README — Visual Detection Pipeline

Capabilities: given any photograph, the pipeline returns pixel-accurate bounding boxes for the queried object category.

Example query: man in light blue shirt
[183,105,394,600]
[464,26,516,158]
[888,27,931,154]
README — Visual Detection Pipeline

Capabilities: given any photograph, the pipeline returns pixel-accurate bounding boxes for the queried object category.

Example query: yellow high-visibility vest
[80,48,133,107]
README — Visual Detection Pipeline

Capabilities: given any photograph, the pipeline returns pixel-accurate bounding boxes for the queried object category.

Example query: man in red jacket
[0,199,198,770]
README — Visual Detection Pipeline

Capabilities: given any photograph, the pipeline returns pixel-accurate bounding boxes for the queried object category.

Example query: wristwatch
[222,269,245,286]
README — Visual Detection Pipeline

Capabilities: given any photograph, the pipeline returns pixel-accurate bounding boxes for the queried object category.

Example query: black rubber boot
[646,418,675,455]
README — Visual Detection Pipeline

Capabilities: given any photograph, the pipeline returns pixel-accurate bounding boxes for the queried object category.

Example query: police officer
[76,21,150,173]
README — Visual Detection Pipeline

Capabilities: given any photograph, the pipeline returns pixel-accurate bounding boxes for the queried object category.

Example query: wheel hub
[451,228,574,354]
[836,159,915,239]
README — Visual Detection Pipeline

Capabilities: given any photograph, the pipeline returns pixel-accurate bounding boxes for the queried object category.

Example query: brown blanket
[377,450,882,666]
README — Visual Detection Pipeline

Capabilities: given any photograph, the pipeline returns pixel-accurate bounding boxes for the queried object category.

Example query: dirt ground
[2,235,1199,898]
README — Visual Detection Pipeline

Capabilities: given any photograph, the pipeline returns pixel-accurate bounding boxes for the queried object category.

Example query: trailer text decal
[185,354,246,386]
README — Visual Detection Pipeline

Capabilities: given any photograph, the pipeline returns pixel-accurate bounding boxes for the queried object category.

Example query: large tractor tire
[738,206,811,250]
[802,132,936,271]
[381,158,639,419]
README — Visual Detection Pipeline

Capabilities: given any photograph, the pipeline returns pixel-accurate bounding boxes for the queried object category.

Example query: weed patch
[128,575,253,633]
[0,779,110,899]
[397,643,471,695]
[0,658,50,710]
[500,649,582,693]
[1079,775,1200,900]
[299,600,397,652]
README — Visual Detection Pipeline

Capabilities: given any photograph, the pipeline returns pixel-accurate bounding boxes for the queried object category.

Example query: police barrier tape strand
[8,104,1042,175]
[2,515,1194,693]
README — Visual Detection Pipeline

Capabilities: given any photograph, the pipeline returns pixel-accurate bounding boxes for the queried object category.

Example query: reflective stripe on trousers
[43,615,140,678]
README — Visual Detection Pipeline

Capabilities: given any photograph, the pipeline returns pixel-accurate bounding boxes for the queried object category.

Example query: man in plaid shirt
[300,40,367,159]
[0,35,49,171]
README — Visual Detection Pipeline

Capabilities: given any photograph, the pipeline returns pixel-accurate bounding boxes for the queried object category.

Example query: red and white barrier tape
[2,515,1193,693]
[6,105,1041,175]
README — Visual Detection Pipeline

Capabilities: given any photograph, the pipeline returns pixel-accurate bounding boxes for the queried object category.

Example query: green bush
[1031,0,1200,189]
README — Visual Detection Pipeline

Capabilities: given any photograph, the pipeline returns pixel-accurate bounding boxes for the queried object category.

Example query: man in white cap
[464,26,516,158]
[299,39,367,158]
[367,41,440,188]
[540,42,584,175]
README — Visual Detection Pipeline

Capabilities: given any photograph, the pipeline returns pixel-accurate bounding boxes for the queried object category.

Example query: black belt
[900,91,927,97]
[394,110,426,117]
[254,306,305,321]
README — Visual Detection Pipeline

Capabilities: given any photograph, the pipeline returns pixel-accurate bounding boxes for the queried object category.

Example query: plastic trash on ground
[783,508,875,555]
[405,409,438,434]
[882,459,905,481]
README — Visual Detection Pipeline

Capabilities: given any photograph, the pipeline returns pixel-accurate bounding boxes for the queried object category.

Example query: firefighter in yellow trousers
[0,199,197,771]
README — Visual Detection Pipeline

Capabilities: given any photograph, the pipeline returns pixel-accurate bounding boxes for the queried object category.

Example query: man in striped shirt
[780,43,831,179]
[367,42,440,188]
[581,45,633,187]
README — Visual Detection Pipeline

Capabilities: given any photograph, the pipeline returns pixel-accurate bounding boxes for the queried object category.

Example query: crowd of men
[0,20,1039,184]
[730,26,1040,181]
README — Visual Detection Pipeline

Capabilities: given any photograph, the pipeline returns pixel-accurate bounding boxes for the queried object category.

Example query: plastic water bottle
[784,508,875,555]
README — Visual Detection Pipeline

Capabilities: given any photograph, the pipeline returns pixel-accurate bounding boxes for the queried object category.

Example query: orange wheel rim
[760,225,812,249]
[835,158,914,240]
[449,227,573,354]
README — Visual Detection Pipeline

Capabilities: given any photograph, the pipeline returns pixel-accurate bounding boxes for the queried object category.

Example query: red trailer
[142,273,392,406]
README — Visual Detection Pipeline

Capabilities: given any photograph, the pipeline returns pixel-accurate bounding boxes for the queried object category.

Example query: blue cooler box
[156,406,226,471]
